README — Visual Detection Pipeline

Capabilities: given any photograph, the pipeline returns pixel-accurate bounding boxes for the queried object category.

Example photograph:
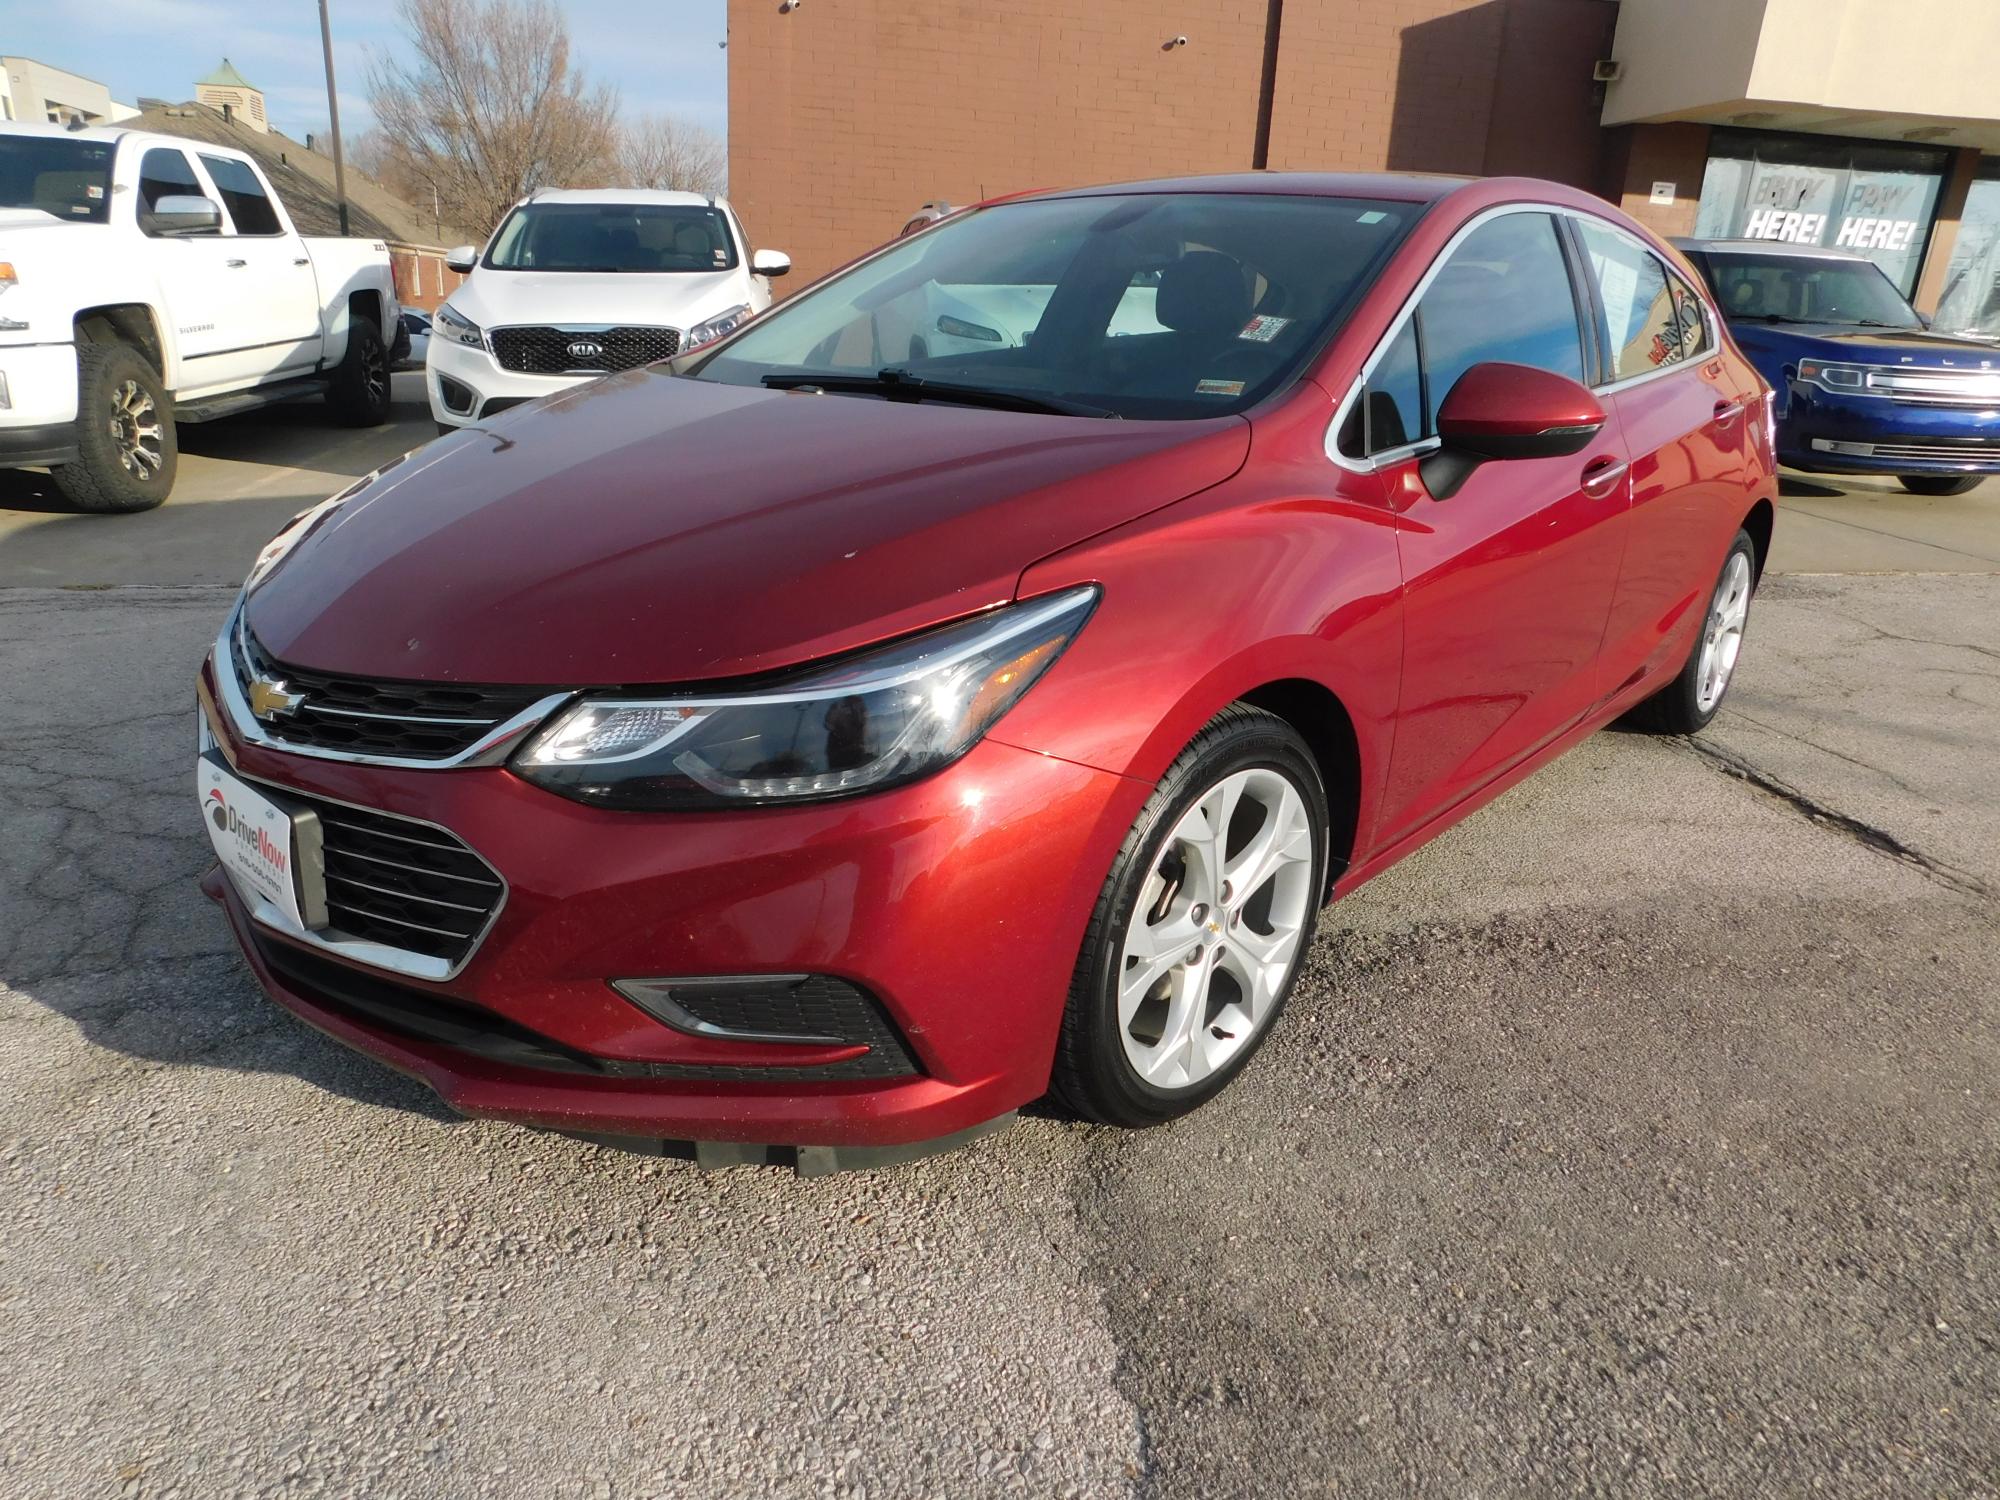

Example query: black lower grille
[253,935,918,1082]
[234,622,554,762]
[616,975,919,1077]
[303,796,504,965]
[489,325,680,375]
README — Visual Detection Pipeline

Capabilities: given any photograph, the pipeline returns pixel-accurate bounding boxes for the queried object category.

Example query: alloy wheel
[108,379,165,481]
[1695,550,1752,712]
[1117,767,1316,1089]
[363,341,389,409]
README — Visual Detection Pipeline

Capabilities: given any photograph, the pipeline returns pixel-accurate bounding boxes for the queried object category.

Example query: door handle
[1713,399,1743,425]
[292,256,310,266]
[1579,456,1629,500]
[226,258,248,268]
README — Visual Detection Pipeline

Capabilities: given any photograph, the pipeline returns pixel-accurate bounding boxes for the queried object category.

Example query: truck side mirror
[143,194,223,238]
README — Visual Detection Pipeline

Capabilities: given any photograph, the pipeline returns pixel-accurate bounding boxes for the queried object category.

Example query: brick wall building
[727,0,2000,333]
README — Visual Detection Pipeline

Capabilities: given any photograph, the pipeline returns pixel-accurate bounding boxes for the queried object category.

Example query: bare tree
[616,114,727,196]
[366,0,618,241]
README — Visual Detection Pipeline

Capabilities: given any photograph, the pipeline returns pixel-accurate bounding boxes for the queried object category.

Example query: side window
[1359,317,1426,454]
[1666,265,1711,361]
[1418,212,1586,408]
[198,154,283,236]
[1577,219,1681,381]
[138,148,203,220]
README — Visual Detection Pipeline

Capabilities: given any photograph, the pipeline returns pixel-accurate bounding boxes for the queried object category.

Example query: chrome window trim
[1325,201,1723,471]
[202,695,510,982]
[214,600,573,771]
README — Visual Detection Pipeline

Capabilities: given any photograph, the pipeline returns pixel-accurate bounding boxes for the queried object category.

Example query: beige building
[0,56,140,126]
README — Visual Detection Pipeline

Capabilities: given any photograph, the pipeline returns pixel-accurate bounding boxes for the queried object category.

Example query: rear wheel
[1049,706,1327,1127]
[1896,474,1982,496]
[52,342,177,513]
[1628,529,1756,735]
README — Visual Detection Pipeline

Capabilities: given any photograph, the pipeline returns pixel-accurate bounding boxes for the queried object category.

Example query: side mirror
[1422,361,1607,500]
[751,248,791,278]
[143,194,222,238]
[445,244,479,274]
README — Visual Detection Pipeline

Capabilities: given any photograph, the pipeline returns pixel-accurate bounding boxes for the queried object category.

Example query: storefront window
[1694,129,1949,295]
[1933,160,2000,339]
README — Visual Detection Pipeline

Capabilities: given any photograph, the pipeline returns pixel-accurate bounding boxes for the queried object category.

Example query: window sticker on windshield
[1357,211,1387,225]
[1196,378,1245,397]
[1238,314,1291,343]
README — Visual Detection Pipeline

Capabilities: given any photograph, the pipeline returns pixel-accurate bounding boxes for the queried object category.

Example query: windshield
[1702,251,1921,328]
[690,192,1417,419]
[484,202,738,273]
[0,136,114,224]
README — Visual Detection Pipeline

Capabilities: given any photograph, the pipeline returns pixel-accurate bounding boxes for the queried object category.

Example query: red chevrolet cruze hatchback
[198,173,1775,1167]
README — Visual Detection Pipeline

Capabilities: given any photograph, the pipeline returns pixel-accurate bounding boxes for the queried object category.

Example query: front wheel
[1628,529,1757,735]
[1897,474,1982,497]
[326,316,391,427]
[51,342,177,513]
[1049,705,1328,1127]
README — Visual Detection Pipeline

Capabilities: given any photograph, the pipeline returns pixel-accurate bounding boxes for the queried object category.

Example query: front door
[133,146,242,390]
[1366,210,1633,848]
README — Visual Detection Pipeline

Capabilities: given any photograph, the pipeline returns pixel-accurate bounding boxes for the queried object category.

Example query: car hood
[1730,321,2000,369]
[451,267,748,330]
[245,368,1249,686]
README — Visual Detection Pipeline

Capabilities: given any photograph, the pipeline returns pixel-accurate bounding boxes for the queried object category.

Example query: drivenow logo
[207,788,288,876]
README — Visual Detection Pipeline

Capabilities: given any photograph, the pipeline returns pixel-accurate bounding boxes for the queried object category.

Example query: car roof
[1015,170,1476,206]
[1672,236,1874,263]
[523,187,720,209]
[0,119,256,159]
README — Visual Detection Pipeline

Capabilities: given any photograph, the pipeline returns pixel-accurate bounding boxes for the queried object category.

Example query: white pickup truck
[0,122,401,512]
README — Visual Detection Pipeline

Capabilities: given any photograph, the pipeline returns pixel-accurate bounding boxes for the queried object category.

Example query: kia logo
[566,339,605,361]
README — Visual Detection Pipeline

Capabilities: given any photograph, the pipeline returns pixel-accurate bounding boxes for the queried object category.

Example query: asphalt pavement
[2,390,1997,1498]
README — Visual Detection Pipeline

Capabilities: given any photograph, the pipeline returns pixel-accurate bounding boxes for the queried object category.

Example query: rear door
[1357,209,1634,850]
[1573,219,1748,694]
[195,153,322,380]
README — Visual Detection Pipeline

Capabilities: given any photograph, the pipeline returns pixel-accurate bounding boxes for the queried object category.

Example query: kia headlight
[435,301,484,347]
[513,586,1098,809]
[684,303,753,352]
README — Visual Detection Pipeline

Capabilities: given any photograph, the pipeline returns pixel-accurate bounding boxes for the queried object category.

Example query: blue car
[1675,238,1998,497]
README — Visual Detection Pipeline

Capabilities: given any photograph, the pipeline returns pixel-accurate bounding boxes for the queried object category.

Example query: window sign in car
[1577,219,1681,381]
[691,193,1416,420]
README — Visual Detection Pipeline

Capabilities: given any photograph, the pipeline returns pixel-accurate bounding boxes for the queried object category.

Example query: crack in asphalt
[1682,738,1991,901]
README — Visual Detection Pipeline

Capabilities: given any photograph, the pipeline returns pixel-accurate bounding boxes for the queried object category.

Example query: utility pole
[318,0,351,235]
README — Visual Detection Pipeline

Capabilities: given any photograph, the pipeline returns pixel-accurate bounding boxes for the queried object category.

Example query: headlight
[513,585,1098,809]
[1797,358,1867,391]
[0,260,16,295]
[435,301,484,347]
[684,303,753,351]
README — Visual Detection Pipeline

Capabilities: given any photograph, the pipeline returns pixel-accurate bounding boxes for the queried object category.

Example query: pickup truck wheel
[327,317,391,427]
[52,343,177,514]
[1897,474,1982,496]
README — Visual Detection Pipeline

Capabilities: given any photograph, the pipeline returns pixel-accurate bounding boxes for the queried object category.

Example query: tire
[51,342,177,513]
[326,315,391,427]
[1627,529,1757,736]
[1896,474,1982,497]
[1048,704,1329,1127]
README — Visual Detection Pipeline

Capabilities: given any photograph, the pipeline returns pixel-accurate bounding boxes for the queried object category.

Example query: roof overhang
[1602,0,2000,153]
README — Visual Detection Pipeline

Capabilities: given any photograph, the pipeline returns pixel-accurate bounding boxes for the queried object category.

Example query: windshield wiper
[1844,318,1922,330]
[761,368,1120,419]
[1728,313,1802,324]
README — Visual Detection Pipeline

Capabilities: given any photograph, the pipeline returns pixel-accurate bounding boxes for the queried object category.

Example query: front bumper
[0,341,81,463]
[425,336,593,428]
[1778,381,2000,476]
[198,653,1149,1150]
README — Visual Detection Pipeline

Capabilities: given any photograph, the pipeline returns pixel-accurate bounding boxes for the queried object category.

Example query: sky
[8,0,729,140]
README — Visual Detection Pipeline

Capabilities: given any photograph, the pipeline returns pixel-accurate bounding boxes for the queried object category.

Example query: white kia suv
[425,188,789,431]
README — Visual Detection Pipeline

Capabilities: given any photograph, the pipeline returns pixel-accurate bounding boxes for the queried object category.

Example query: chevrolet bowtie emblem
[247,676,305,720]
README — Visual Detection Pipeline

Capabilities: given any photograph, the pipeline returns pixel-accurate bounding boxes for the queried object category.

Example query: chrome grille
[233,622,554,762]
[304,795,504,965]
[1811,437,2000,464]
[488,325,681,375]
[1860,366,2000,407]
